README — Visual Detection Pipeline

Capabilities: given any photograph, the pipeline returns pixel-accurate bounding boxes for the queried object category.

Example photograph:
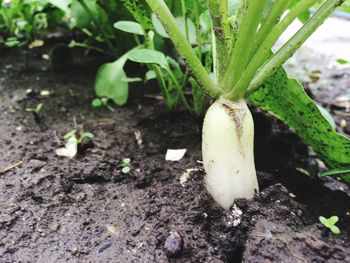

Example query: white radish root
[202,97,259,210]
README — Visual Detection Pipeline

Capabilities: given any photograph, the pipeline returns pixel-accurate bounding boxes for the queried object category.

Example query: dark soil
[1,50,350,263]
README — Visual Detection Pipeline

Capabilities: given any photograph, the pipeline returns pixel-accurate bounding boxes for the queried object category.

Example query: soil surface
[0,46,350,263]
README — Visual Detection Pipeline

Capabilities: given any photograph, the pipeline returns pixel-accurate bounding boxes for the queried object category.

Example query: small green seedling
[121,158,131,174]
[92,98,115,112]
[64,129,94,145]
[25,103,43,114]
[319,216,341,235]
[56,127,94,158]
[26,103,43,123]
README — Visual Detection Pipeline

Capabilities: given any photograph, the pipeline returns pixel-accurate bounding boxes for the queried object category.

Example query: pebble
[0,213,12,224]
[98,243,112,254]
[164,231,184,257]
[40,90,50,96]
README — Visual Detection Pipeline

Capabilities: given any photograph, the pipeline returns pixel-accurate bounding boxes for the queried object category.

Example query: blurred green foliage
[0,0,64,47]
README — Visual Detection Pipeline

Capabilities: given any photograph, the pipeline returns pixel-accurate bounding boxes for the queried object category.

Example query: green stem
[77,0,116,55]
[221,0,268,93]
[227,0,316,100]
[134,35,141,46]
[219,0,230,42]
[208,0,229,82]
[146,31,173,109]
[180,0,190,41]
[69,41,114,56]
[194,0,202,60]
[166,65,193,114]
[145,0,219,99]
[226,1,246,62]
[155,67,172,108]
[120,0,153,30]
[255,0,291,47]
[246,0,345,95]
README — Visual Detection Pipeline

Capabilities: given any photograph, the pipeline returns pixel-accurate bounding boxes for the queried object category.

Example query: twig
[144,94,164,100]
[73,116,77,128]
[0,161,23,174]
[53,130,61,144]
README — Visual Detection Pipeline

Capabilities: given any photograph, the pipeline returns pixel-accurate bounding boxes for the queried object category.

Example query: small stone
[340,119,347,129]
[165,149,187,162]
[0,213,12,224]
[40,90,50,96]
[98,243,112,254]
[71,245,79,254]
[28,159,46,172]
[296,209,303,217]
[165,231,184,257]
[106,225,119,236]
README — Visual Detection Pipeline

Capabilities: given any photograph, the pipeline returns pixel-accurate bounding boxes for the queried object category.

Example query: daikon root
[202,97,259,209]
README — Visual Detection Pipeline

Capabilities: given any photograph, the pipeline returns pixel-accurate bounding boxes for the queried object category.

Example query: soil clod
[164,231,184,257]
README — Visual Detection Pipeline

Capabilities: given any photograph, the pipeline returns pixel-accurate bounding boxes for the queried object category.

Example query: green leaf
[127,49,168,69]
[95,53,129,106]
[337,58,349,65]
[64,130,77,139]
[298,9,311,23]
[70,0,107,29]
[122,166,131,173]
[330,225,340,235]
[80,132,94,141]
[36,103,43,113]
[288,0,311,23]
[151,14,197,44]
[120,0,153,30]
[317,104,336,130]
[145,70,157,80]
[329,216,339,225]
[183,0,207,13]
[70,0,94,28]
[199,10,212,33]
[151,13,168,38]
[319,216,327,225]
[175,17,197,45]
[92,98,102,108]
[5,38,21,47]
[122,158,131,165]
[114,21,144,35]
[249,68,350,182]
[48,0,72,13]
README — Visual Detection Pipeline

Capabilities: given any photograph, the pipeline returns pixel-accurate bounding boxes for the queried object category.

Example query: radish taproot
[202,97,258,209]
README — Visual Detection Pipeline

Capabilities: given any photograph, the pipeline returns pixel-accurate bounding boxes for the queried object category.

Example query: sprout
[121,158,131,174]
[319,216,341,235]
[64,129,94,145]
[26,103,44,123]
[56,128,94,158]
[25,103,43,114]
